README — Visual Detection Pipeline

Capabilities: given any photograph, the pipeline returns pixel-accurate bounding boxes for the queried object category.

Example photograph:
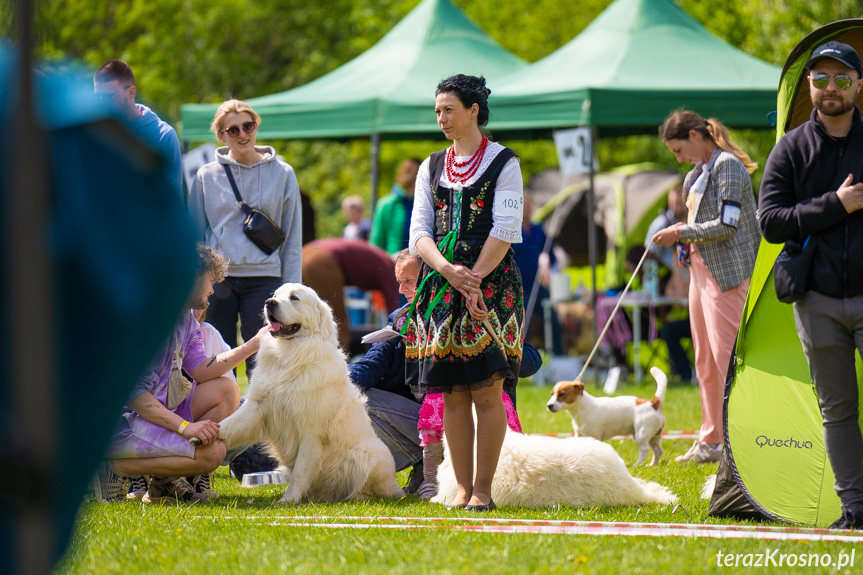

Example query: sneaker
[127,475,149,500]
[830,508,863,530]
[188,473,220,501]
[417,480,438,500]
[142,476,208,504]
[675,440,722,463]
[403,464,424,495]
[92,461,130,503]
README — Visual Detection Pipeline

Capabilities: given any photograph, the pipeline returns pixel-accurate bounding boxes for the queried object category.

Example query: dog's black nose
[265,298,278,310]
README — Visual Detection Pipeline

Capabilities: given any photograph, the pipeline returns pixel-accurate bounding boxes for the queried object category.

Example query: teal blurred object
[0,48,197,570]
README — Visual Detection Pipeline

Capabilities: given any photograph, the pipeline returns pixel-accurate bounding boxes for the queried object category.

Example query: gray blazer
[678,148,760,292]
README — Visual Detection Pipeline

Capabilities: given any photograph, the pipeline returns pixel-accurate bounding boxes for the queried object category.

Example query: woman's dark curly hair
[435,74,492,127]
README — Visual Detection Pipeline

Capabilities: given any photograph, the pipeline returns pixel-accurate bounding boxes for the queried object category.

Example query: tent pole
[370,133,381,212]
[10,0,57,572]
[587,126,598,363]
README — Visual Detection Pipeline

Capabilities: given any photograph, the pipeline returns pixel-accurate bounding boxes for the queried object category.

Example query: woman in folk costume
[406,74,524,511]
[652,109,760,464]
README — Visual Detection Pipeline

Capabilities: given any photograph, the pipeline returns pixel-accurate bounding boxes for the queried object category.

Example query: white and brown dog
[547,366,667,466]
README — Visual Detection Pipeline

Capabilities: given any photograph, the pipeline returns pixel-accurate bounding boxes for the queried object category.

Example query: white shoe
[675,440,722,463]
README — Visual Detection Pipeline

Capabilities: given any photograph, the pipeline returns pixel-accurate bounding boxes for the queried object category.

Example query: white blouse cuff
[490,226,523,244]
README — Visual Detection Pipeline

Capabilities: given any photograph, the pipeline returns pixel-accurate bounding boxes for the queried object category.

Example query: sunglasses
[221,121,257,138]
[810,73,856,90]
[95,85,131,100]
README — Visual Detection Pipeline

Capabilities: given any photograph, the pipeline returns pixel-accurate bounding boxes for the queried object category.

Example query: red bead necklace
[445,136,488,184]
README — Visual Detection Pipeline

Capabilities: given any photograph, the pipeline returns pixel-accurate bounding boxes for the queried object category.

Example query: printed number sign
[553,127,596,176]
[496,190,523,217]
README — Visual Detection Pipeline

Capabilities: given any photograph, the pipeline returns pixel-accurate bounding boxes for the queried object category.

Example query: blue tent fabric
[1,55,197,569]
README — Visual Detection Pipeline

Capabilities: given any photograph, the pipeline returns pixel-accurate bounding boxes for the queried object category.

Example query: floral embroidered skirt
[406,249,524,396]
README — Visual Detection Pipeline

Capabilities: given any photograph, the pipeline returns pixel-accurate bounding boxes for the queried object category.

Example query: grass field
[55,376,859,575]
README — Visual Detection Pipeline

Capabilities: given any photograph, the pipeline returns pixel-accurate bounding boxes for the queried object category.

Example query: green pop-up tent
[180,0,525,203]
[708,19,863,527]
[489,0,781,133]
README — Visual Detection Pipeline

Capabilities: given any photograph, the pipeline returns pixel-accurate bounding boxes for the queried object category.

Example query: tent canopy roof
[180,0,525,141]
[489,0,782,132]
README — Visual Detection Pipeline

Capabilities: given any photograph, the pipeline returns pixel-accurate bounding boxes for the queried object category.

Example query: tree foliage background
[14,0,863,237]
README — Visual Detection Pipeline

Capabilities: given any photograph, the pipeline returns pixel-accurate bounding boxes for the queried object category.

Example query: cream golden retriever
[218,283,403,504]
[432,427,677,509]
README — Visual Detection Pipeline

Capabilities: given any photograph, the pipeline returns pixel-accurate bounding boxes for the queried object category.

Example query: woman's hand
[652,225,679,248]
[441,263,483,299]
[183,419,221,446]
[466,291,488,322]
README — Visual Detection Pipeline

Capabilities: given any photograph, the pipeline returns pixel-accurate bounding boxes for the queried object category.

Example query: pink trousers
[688,247,748,445]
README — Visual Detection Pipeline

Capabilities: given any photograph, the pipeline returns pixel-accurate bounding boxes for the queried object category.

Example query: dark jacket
[758,108,863,298]
[349,305,543,402]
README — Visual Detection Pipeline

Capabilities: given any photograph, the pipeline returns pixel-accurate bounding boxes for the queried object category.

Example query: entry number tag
[495,190,523,218]
[721,202,741,227]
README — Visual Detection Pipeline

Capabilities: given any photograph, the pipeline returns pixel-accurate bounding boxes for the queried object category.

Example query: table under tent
[709,18,863,528]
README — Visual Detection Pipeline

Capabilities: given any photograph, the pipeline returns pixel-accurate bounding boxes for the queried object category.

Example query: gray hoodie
[189,145,302,282]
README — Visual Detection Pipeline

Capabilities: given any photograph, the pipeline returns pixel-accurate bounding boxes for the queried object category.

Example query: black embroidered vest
[427,146,517,257]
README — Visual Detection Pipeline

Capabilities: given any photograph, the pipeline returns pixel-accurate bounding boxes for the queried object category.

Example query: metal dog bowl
[241,471,287,488]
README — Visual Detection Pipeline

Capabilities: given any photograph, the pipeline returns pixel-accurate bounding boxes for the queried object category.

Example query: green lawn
[55,377,857,575]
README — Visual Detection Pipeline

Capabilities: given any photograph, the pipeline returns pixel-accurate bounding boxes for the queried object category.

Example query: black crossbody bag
[773,128,863,303]
[222,164,286,255]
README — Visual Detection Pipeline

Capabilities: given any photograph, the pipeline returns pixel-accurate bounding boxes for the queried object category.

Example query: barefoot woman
[406,75,524,510]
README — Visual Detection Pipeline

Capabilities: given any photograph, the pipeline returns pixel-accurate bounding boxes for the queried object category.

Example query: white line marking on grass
[197,516,863,543]
[531,431,698,440]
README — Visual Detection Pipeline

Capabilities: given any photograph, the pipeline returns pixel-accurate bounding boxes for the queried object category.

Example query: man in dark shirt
[759,41,863,530]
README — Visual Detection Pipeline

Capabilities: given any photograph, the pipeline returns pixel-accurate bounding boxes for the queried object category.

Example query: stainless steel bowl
[241,471,287,488]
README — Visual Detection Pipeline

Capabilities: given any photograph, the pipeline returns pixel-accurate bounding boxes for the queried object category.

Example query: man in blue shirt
[94,60,182,196]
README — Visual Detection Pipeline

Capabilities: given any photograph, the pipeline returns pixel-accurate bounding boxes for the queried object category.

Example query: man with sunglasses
[94,60,182,196]
[759,41,863,530]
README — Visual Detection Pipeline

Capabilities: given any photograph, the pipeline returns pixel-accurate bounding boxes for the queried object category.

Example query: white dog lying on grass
[432,426,677,508]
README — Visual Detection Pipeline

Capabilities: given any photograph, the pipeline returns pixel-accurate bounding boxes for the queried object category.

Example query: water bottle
[643,259,659,299]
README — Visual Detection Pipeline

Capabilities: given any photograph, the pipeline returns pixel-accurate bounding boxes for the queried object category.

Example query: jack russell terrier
[547,366,667,466]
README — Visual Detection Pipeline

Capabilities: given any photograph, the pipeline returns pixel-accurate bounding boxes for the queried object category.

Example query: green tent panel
[711,19,863,527]
[180,0,526,141]
[489,0,781,132]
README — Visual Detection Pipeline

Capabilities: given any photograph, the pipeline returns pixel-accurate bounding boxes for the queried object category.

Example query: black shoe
[403,463,424,495]
[465,498,496,512]
[830,508,863,530]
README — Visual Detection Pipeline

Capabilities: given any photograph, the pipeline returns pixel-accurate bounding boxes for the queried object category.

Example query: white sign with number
[553,127,596,176]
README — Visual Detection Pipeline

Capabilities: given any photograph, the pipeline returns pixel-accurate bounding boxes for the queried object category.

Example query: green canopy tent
[180,0,526,204]
[489,0,781,133]
[708,19,863,527]
[486,0,781,333]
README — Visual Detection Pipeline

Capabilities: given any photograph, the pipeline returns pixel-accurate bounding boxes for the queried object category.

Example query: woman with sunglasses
[189,99,302,376]
[651,109,760,464]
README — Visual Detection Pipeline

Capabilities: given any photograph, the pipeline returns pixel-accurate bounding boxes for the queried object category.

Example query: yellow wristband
[178,420,189,435]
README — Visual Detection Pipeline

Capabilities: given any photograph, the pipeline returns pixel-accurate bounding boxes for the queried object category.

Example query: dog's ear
[573,381,585,396]
[315,295,338,344]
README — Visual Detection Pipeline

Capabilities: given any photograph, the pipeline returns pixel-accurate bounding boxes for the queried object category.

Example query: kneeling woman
[406,74,524,510]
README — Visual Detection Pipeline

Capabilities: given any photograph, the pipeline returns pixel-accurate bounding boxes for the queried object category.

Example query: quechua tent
[708,19,863,527]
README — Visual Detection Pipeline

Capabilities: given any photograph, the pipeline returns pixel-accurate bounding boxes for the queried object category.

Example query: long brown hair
[659,109,758,174]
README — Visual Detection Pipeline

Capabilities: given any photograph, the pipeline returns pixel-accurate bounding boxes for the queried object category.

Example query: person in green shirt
[370,158,421,254]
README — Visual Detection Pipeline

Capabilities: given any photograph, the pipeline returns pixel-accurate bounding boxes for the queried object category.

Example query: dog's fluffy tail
[638,479,678,505]
[648,366,668,409]
[701,474,716,500]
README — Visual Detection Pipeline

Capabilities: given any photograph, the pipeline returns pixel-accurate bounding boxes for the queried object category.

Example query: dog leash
[573,240,654,384]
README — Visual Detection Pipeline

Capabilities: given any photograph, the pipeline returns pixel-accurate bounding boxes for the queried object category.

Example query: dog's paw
[276,494,302,506]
